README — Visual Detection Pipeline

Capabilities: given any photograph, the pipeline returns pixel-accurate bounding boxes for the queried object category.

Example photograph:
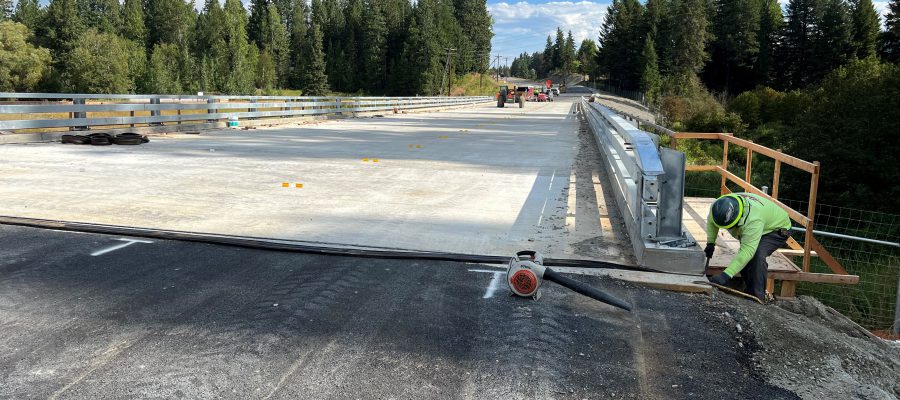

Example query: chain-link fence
[778,199,900,337]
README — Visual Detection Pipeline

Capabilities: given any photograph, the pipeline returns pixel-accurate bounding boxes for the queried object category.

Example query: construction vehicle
[497,85,509,107]
[497,85,535,108]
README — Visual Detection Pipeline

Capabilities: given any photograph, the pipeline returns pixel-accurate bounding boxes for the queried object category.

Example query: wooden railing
[670,131,852,296]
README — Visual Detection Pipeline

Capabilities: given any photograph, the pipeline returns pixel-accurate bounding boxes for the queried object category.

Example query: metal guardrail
[580,97,704,274]
[0,93,492,131]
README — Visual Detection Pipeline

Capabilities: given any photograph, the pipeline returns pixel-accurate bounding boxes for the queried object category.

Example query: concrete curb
[0,101,492,145]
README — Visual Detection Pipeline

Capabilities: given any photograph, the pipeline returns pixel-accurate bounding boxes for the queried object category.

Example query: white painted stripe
[468,269,506,299]
[91,238,154,256]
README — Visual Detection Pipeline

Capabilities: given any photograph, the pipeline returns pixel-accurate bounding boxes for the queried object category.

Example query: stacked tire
[61,132,150,146]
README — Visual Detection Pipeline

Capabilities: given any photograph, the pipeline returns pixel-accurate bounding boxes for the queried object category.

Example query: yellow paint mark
[373,159,379,163]
[295,183,303,188]
[362,158,369,162]
[415,145,422,149]
[282,182,289,187]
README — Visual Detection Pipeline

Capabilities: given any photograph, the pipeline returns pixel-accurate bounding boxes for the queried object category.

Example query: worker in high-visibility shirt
[705,193,792,301]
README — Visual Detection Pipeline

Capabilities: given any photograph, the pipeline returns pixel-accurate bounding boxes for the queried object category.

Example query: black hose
[0,215,660,274]
[543,267,633,311]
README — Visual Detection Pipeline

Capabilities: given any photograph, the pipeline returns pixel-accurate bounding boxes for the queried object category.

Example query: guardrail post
[772,157,782,199]
[149,98,162,126]
[249,99,257,119]
[70,98,89,131]
[207,98,217,122]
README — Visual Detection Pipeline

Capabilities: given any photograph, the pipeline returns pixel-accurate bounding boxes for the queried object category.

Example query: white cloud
[488,1,610,59]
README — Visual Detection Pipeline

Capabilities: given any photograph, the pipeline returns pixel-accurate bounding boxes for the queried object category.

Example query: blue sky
[488,0,893,65]
[488,0,611,62]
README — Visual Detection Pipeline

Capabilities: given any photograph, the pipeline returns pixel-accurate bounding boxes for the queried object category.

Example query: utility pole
[494,54,502,82]
[441,48,456,97]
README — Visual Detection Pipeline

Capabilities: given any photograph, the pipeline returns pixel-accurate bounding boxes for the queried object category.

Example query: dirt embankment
[719,294,900,399]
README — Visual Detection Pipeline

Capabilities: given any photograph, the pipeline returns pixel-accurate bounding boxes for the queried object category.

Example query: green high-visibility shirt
[706,193,792,277]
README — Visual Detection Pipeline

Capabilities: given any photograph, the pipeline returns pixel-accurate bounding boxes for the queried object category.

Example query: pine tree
[223,0,256,94]
[120,0,146,43]
[645,0,672,74]
[44,0,85,57]
[782,0,823,88]
[256,49,277,91]
[259,3,290,87]
[542,35,554,76]
[597,0,645,90]
[707,0,761,93]
[195,0,227,91]
[850,0,880,58]
[144,0,196,49]
[452,0,492,73]
[289,0,308,88]
[669,0,710,81]
[576,38,598,78]
[882,0,900,62]
[560,31,576,84]
[640,35,661,104]
[77,0,121,34]
[247,0,268,46]
[12,0,44,31]
[553,27,565,70]
[815,0,852,79]
[146,42,183,93]
[299,23,329,95]
[756,0,784,85]
[361,0,388,93]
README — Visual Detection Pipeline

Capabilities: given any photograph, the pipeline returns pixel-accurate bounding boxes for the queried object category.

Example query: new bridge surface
[0,89,629,264]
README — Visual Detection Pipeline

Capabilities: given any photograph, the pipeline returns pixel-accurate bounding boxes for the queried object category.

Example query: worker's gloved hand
[709,272,731,286]
[704,243,716,259]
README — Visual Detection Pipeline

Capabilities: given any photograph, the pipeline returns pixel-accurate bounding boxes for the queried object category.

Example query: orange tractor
[497,85,535,108]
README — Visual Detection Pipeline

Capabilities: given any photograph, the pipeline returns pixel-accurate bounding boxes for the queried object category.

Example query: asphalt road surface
[0,224,797,399]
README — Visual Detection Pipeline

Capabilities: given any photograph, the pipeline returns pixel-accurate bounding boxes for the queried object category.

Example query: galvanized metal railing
[580,97,704,274]
[0,93,492,131]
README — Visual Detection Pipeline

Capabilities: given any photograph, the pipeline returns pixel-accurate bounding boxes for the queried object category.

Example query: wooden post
[670,134,678,150]
[802,162,821,273]
[772,158,782,199]
[780,281,797,298]
[720,140,729,195]
[745,147,753,184]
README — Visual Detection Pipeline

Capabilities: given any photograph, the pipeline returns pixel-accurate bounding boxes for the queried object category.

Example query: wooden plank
[780,281,797,297]
[552,267,713,294]
[769,272,859,284]
[717,167,811,227]
[673,132,721,140]
[723,135,818,173]
[686,164,719,172]
[808,234,850,275]
[803,162,821,272]
[772,159,781,199]
[777,248,818,257]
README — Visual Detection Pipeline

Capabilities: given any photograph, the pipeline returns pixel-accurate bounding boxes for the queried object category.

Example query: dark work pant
[742,230,789,300]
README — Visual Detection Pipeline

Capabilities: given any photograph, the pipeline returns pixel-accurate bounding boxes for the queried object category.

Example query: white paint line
[90,238,154,256]
[468,269,506,299]
[537,197,548,226]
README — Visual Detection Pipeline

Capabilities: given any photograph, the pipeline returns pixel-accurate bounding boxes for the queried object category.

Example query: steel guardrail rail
[0,93,493,131]
[580,96,704,274]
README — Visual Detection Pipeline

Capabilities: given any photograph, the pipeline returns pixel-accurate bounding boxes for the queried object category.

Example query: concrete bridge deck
[0,95,632,264]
